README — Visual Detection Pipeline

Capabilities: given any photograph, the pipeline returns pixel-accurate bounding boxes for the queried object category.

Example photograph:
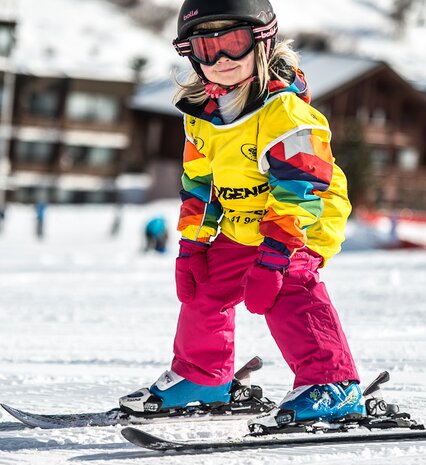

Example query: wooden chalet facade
[131,52,426,212]
[2,71,135,203]
[304,53,426,212]
[0,13,141,205]
[130,81,183,202]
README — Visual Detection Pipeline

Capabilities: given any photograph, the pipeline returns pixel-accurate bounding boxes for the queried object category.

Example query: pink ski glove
[244,243,290,315]
[175,238,210,304]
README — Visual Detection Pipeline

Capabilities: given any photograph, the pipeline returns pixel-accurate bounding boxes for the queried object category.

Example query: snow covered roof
[131,79,180,115]
[300,52,381,99]
[130,53,384,114]
[5,0,180,82]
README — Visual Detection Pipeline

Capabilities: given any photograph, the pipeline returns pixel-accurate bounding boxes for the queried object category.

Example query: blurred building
[0,0,155,205]
[0,9,17,212]
[303,53,426,212]
[8,72,136,203]
[2,3,426,212]
[130,80,182,202]
[131,52,426,212]
[0,46,149,203]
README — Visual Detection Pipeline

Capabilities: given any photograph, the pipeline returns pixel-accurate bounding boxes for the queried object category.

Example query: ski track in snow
[0,203,425,465]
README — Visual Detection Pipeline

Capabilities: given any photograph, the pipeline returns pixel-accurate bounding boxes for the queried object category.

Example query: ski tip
[121,427,184,451]
[363,370,391,396]
[249,356,263,371]
[121,426,137,440]
[1,404,17,414]
[234,356,263,381]
[0,404,39,427]
[1,404,33,417]
[122,426,157,443]
[121,427,162,449]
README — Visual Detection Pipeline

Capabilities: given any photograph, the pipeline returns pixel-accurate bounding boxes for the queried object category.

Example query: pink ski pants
[172,234,359,388]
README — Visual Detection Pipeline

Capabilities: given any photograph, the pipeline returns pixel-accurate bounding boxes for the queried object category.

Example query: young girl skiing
[120,0,366,428]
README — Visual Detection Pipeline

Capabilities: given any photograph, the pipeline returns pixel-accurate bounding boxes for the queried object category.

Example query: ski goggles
[173,19,278,66]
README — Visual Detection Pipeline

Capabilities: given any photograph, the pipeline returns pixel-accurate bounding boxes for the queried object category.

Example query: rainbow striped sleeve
[259,127,334,254]
[177,138,222,242]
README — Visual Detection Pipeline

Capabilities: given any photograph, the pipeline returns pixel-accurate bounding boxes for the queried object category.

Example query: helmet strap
[204,76,256,99]
[265,38,274,59]
[188,53,259,99]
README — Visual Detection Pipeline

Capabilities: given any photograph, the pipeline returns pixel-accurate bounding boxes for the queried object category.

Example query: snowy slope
[0,203,426,464]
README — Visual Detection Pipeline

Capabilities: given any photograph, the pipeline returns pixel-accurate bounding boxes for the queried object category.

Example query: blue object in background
[145,216,168,253]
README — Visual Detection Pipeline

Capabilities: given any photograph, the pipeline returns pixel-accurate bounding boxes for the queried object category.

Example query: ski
[1,356,275,429]
[0,398,274,429]
[1,404,127,429]
[121,369,426,453]
[121,426,426,453]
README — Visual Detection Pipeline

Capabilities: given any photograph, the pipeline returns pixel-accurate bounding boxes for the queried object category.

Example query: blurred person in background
[110,205,123,237]
[35,201,47,239]
[0,207,5,234]
[144,216,168,253]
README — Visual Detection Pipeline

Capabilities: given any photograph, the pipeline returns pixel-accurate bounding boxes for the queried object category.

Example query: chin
[215,77,241,87]
[208,70,240,86]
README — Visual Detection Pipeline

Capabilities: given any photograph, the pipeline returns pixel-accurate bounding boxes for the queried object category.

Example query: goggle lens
[190,28,254,65]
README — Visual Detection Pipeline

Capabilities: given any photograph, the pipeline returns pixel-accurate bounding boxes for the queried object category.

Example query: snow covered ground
[0,202,426,464]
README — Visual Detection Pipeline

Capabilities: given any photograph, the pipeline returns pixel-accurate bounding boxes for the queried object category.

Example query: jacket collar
[175,64,310,126]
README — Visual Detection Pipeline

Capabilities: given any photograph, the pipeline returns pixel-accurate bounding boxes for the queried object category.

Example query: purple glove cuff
[178,238,210,258]
[257,243,290,272]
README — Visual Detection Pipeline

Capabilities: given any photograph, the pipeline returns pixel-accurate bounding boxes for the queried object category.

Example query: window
[86,147,115,166]
[86,190,109,203]
[55,188,73,204]
[0,24,14,57]
[19,78,62,118]
[371,108,387,127]
[346,89,364,118]
[370,148,390,168]
[15,141,54,163]
[66,92,120,123]
[356,107,369,123]
[400,102,417,128]
[65,145,116,167]
[397,147,419,171]
[28,90,60,118]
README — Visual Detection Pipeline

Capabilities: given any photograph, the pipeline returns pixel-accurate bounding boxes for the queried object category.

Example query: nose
[216,56,230,64]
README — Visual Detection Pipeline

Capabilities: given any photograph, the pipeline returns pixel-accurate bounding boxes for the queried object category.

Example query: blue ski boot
[248,381,366,433]
[119,370,232,414]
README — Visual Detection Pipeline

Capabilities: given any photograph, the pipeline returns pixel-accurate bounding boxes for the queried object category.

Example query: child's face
[200,51,255,87]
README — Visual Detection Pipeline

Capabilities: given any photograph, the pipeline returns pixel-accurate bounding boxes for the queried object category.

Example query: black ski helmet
[176,0,277,40]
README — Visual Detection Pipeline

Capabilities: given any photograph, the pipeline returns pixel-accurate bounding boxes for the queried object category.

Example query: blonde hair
[173,20,300,116]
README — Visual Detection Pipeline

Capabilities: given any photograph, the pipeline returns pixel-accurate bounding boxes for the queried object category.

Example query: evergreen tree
[332,121,371,209]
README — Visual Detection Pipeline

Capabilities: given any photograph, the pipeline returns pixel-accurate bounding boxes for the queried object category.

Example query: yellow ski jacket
[176,79,351,265]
